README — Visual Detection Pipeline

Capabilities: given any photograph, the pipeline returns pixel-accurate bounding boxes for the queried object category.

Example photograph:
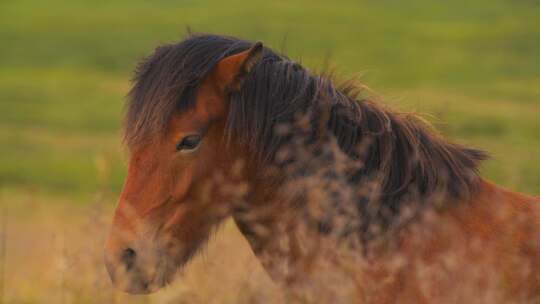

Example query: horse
[104,34,540,302]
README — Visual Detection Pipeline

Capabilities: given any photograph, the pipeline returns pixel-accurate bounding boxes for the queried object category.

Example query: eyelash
[176,134,202,152]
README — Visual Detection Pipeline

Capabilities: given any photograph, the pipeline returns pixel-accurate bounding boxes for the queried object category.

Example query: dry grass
[0,192,281,304]
[2,183,539,304]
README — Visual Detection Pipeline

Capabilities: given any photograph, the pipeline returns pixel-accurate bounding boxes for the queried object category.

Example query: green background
[1,0,539,202]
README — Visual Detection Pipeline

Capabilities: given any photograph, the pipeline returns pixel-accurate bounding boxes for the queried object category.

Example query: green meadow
[0,0,539,302]
[1,0,539,199]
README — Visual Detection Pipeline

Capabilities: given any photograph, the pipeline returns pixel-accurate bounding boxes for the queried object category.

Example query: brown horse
[104,34,540,302]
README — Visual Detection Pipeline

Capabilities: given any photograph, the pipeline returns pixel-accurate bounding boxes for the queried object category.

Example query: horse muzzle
[104,234,179,294]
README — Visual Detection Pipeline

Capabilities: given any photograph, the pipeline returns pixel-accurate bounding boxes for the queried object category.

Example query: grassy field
[1,0,539,303]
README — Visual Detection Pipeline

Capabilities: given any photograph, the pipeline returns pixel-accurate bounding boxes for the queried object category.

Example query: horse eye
[176,134,202,152]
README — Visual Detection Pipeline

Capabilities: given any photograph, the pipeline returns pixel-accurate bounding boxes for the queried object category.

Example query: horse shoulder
[373,180,540,302]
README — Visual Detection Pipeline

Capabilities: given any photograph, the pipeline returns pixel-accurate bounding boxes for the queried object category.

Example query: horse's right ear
[214,42,263,92]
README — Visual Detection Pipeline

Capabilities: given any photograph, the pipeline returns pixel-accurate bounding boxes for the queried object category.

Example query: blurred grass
[1,0,539,198]
[0,0,539,302]
[0,189,277,303]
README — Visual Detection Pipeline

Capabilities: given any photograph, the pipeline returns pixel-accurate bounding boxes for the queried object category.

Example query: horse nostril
[121,247,137,271]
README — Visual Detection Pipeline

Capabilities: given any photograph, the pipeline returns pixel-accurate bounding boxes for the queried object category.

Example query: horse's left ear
[214,42,263,92]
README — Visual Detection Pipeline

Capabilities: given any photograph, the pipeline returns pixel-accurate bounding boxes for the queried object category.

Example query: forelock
[123,34,253,148]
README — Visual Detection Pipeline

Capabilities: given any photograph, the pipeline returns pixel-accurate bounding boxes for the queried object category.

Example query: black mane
[126,33,487,232]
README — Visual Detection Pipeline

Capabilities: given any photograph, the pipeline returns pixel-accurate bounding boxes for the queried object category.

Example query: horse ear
[214,42,263,92]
